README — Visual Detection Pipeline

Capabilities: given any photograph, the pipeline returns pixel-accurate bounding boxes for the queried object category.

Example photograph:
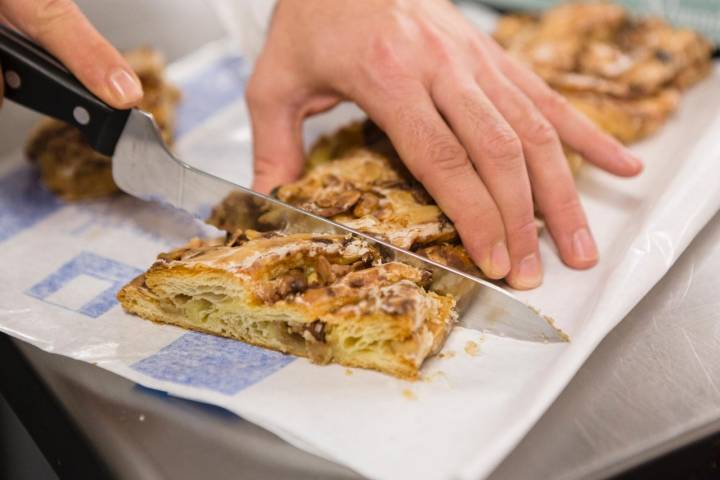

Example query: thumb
[3,0,143,109]
[248,99,305,194]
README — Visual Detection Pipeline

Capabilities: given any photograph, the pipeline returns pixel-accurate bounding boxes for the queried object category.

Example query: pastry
[277,150,457,250]
[25,47,181,200]
[493,1,712,144]
[118,231,456,379]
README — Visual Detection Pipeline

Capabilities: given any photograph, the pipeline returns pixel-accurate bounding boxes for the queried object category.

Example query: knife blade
[0,25,566,342]
[113,110,565,342]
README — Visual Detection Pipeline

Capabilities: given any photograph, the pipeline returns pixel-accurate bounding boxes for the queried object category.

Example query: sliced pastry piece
[275,151,457,249]
[118,231,457,379]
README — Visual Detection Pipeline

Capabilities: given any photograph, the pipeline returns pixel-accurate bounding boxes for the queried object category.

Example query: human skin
[0,0,143,110]
[247,0,644,289]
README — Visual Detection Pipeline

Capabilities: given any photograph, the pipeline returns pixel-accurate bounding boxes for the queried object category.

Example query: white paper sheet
[1,30,719,480]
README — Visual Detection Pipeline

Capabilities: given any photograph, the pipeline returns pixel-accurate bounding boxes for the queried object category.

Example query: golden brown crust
[276,151,457,250]
[493,1,712,144]
[118,232,456,379]
[25,47,181,201]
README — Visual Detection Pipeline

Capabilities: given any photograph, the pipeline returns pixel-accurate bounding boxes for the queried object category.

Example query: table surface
[3,1,720,479]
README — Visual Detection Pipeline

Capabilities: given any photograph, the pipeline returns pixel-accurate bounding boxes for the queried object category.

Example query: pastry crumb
[437,350,456,360]
[421,370,447,383]
[402,389,417,400]
[345,368,354,376]
[464,340,480,357]
[543,315,571,342]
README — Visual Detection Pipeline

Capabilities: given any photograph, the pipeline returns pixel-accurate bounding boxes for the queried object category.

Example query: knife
[0,25,566,342]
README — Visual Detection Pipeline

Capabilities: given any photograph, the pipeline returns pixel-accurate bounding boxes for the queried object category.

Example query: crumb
[402,389,417,400]
[437,350,456,360]
[421,370,447,383]
[464,340,480,357]
[543,315,571,342]
[139,414,145,422]
[345,368,354,376]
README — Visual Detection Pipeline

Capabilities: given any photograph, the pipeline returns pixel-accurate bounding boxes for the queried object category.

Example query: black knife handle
[0,25,130,156]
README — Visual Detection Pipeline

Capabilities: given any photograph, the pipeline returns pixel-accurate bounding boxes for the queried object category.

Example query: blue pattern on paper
[132,332,294,395]
[0,166,62,243]
[26,252,142,318]
[175,55,248,137]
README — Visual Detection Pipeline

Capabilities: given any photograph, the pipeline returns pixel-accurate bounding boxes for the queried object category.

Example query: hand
[0,0,142,109]
[247,0,643,289]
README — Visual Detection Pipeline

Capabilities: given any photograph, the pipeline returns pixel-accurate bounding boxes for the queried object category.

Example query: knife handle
[0,25,130,156]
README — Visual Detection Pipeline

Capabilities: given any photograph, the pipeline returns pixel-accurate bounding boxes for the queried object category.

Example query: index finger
[1,0,143,108]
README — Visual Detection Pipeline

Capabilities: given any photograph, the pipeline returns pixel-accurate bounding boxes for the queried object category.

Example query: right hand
[0,0,143,109]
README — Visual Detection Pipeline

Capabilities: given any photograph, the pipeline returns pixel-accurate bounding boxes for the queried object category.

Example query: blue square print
[0,166,62,243]
[26,251,142,318]
[132,332,294,395]
[174,55,248,137]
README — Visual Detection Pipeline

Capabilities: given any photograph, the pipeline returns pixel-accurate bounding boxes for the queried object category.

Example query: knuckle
[244,78,263,106]
[245,76,278,112]
[417,21,453,64]
[523,118,559,148]
[538,90,570,113]
[254,153,301,179]
[456,87,493,123]
[507,216,538,242]
[454,206,504,249]
[425,137,472,180]
[29,0,77,36]
[547,194,583,221]
[483,127,523,163]
[394,107,473,182]
[362,36,408,91]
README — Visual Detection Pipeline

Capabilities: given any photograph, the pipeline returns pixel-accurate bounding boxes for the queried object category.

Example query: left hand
[246,0,643,289]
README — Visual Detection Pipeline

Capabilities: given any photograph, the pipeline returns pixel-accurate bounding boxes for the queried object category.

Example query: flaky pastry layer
[119,232,456,379]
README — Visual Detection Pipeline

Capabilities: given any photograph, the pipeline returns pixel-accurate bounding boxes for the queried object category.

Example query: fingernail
[108,68,143,105]
[514,253,542,288]
[624,152,643,171]
[572,227,597,263]
[489,242,511,278]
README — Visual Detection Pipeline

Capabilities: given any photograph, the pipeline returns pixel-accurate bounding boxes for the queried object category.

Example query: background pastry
[25,47,181,201]
[493,1,712,144]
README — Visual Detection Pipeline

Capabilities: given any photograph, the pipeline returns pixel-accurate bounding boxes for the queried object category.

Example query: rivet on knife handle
[0,25,130,156]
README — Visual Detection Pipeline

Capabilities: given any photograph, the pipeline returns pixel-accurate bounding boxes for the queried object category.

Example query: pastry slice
[276,151,457,249]
[118,231,457,379]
